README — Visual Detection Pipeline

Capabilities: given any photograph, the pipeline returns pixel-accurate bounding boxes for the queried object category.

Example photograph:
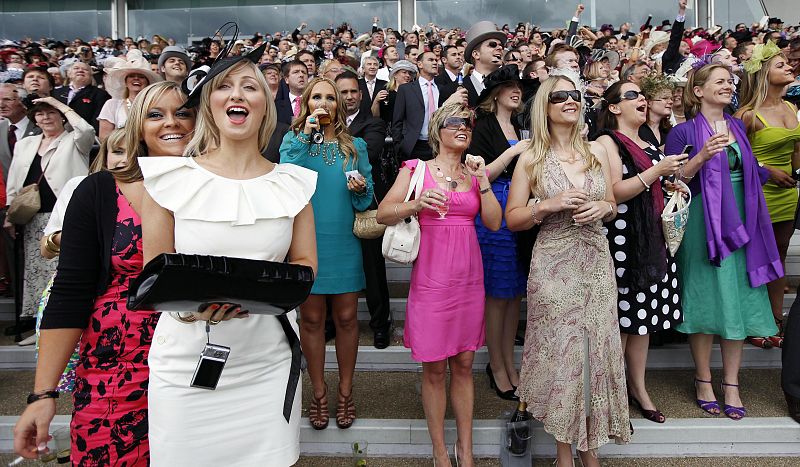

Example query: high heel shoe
[693,378,720,415]
[628,391,665,423]
[721,381,747,420]
[453,439,459,467]
[486,364,519,401]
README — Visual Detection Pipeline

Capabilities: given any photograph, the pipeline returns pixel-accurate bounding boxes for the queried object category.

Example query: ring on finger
[209,318,222,325]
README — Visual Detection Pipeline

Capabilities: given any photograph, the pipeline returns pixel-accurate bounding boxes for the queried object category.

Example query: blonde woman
[373,60,417,122]
[377,103,501,467]
[280,77,373,431]
[735,42,800,349]
[142,50,316,465]
[506,76,630,467]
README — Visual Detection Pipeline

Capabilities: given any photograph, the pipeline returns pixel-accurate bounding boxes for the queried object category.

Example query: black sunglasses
[548,90,582,104]
[611,90,644,104]
[484,41,501,49]
[441,116,474,131]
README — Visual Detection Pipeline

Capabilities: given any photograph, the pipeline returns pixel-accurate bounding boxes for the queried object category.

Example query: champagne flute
[435,182,451,220]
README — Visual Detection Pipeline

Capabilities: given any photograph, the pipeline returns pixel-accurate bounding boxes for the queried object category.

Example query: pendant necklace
[433,158,466,189]
[309,140,339,166]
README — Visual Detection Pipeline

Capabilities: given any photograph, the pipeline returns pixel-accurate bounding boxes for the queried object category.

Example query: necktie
[367,80,375,99]
[292,97,301,118]
[427,82,436,117]
[7,124,16,155]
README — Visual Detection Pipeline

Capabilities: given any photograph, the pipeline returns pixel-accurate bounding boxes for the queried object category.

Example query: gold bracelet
[45,233,60,254]
[604,201,615,217]
[174,312,197,324]
[394,204,401,220]
[530,199,543,225]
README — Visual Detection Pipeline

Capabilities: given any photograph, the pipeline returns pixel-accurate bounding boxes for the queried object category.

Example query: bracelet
[604,201,615,217]
[27,390,59,404]
[636,173,650,191]
[295,132,311,144]
[45,232,60,255]
[479,186,491,194]
[530,198,543,225]
[173,312,198,324]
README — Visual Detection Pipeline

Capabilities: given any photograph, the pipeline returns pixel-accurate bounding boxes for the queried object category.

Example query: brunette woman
[280,77,373,431]
[665,64,781,420]
[736,42,800,349]
[595,80,687,424]
[13,81,195,465]
[639,73,676,148]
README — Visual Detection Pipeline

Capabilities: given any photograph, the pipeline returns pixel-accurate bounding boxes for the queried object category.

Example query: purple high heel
[694,378,720,415]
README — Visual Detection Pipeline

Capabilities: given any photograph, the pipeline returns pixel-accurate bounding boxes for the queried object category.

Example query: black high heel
[486,364,519,401]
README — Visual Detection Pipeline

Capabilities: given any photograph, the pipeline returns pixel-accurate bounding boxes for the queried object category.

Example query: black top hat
[181,22,267,109]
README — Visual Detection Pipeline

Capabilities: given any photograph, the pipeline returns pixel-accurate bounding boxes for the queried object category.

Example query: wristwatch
[27,390,59,404]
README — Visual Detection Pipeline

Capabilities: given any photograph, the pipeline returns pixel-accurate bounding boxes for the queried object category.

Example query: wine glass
[435,182,451,220]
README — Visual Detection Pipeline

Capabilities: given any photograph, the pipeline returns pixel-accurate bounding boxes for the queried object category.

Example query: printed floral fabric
[70,187,159,466]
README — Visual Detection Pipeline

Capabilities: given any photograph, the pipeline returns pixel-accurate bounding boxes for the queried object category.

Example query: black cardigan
[467,113,520,178]
[41,171,119,329]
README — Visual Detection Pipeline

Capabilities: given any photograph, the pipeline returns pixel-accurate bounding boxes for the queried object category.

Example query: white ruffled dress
[139,157,316,467]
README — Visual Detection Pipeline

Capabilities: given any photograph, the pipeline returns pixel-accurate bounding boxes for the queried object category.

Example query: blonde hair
[738,53,787,132]
[183,61,275,157]
[683,64,731,120]
[112,81,189,183]
[289,77,358,169]
[524,76,600,198]
[427,102,474,156]
[476,82,521,115]
[90,128,125,174]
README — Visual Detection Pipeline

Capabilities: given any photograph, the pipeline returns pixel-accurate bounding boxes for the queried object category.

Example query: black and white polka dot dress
[605,145,683,335]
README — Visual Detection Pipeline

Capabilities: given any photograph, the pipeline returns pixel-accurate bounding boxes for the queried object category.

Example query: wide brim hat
[181,41,267,109]
[643,31,671,57]
[157,45,193,70]
[589,49,620,70]
[389,60,418,78]
[106,49,163,99]
[477,64,537,105]
[464,21,507,64]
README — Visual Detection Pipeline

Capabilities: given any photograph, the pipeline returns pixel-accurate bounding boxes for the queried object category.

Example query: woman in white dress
[140,44,318,466]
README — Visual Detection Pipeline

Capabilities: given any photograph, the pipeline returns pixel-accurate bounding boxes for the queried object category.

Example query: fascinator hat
[743,40,782,74]
[181,22,267,109]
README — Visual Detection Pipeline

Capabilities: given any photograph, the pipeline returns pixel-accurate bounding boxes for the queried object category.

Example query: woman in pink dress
[378,103,502,467]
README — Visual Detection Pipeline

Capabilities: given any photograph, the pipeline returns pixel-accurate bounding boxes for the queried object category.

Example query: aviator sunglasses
[548,90,582,104]
[440,116,475,131]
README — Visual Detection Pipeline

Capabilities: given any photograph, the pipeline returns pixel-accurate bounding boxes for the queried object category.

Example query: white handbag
[382,160,426,264]
[661,180,691,256]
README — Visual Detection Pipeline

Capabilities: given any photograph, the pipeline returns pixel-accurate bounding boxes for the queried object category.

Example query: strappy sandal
[746,336,773,349]
[309,384,329,430]
[336,388,356,429]
[721,381,747,421]
[693,378,720,415]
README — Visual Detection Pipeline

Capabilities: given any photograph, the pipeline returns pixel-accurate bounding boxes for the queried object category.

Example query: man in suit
[53,61,110,134]
[335,70,392,348]
[276,60,308,125]
[392,51,464,161]
[435,45,464,87]
[358,56,386,115]
[463,21,506,107]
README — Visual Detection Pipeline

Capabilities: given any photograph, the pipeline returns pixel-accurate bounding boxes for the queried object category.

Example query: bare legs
[421,351,476,467]
[555,419,600,467]
[299,292,360,401]
[621,333,660,415]
[767,220,793,324]
[688,333,745,413]
[484,296,522,390]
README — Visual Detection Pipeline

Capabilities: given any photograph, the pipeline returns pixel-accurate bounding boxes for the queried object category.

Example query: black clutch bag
[127,254,315,315]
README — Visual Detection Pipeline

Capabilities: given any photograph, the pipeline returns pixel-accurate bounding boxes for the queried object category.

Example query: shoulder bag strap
[402,159,426,202]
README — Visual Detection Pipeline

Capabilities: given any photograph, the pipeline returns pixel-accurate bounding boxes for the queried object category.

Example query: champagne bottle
[508,401,531,456]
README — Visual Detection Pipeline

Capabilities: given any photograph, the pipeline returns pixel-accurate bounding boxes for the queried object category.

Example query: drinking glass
[352,440,368,466]
[53,426,71,464]
[435,182,451,220]
[519,129,531,140]
[713,120,728,135]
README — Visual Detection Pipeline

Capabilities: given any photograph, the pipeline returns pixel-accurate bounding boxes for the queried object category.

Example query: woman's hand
[13,398,56,459]
[374,90,389,103]
[551,188,590,212]
[664,179,690,196]
[413,188,447,213]
[3,219,15,238]
[465,154,487,179]
[572,200,609,225]
[302,108,329,135]
[654,153,689,177]
[347,174,367,193]
[697,132,728,162]
[194,303,249,323]
[766,166,797,188]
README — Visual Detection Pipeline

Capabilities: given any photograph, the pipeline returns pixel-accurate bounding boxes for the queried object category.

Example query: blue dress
[474,139,527,299]
[280,132,374,294]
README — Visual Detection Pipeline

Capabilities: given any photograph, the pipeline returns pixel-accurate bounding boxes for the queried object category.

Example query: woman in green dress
[735,42,800,349]
[665,64,781,420]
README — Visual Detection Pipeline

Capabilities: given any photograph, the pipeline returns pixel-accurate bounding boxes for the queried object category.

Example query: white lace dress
[139,156,316,467]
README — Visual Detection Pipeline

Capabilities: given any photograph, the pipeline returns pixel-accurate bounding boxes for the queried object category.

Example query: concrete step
[0,341,783,371]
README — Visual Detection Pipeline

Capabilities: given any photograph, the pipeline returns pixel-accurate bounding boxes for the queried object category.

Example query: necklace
[309,140,340,166]
[432,157,466,189]
[551,148,581,164]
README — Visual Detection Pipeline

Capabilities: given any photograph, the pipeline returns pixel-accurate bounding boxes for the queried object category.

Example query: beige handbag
[7,160,49,225]
[661,180,691,256]
[353,207,386,240]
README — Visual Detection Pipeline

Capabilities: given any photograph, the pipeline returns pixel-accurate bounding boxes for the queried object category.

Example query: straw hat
[105,49,163,99]
[643,31,670,57]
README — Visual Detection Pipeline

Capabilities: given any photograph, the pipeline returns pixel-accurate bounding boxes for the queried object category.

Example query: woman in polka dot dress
[596,81,687,424]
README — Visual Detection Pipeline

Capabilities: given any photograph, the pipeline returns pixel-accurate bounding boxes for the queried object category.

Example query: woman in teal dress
[665,64,781,421]
[280,77,373,431]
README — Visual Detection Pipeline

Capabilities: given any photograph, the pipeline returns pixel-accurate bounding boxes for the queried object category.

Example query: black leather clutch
[127,254,315,315]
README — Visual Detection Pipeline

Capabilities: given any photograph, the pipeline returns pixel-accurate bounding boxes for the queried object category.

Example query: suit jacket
[358,78,387,115]
[54,85,111,134]
[275,80,295,125]
[434,71,456,87]
[392,80,458,159]
[462,75,481,108]
[348,110,387,200]
[0,118,40,183]
[263,121,291,163]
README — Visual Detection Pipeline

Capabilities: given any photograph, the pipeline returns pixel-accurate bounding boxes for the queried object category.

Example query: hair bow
[743,40,781,74]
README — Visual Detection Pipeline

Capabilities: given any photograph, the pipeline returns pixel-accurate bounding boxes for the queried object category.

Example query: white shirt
[67,85,86,104]
[376,67,390,82]
[445,69,458,82]
[346,110,359,128]
[364,78,376,99]
[418,77,439,140]
[12,116,29,140]
[470,69,486,96]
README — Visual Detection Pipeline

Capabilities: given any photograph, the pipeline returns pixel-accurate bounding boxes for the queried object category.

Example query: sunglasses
[441,116,474,131]
[484,41,501,49]
[548,90,582,104]
[611,90,645,103]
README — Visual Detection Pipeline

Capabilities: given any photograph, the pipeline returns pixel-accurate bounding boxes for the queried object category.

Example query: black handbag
[127,253,315,314]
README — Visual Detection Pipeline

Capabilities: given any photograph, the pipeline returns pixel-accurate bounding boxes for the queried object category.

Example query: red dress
[70,186,158,466]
